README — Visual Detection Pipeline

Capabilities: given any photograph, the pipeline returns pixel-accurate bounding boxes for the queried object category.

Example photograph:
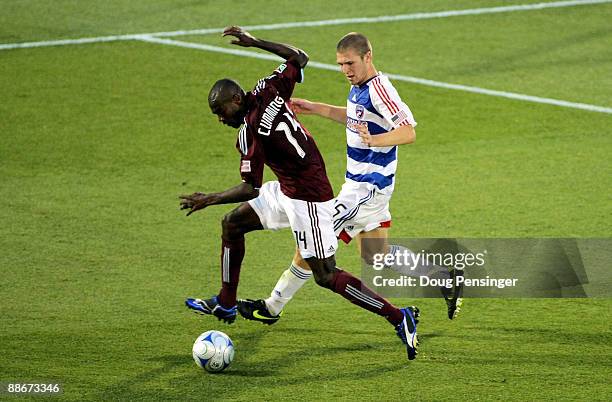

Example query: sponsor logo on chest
[346,117,367,133]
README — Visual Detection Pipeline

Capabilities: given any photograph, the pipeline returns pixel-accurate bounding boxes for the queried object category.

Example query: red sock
[331,269,403,326]
[217,237,245,308]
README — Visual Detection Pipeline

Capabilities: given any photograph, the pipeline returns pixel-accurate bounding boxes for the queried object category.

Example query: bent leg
[305,254,404,326]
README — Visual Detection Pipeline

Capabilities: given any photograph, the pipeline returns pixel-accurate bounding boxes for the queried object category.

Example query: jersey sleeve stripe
[376,78,400,114]
[239,124,248,155]
[374,78,400,112]
[371,78,392,112]
[239,127,244,154]
[372,78,399,114]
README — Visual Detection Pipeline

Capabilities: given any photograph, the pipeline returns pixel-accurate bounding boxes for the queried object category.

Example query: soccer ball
[192,330,234,373]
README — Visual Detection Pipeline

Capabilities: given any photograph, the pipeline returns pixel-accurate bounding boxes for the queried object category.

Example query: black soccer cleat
[441,268,464,320]
[185,296,237,324]
[237,299,281,325]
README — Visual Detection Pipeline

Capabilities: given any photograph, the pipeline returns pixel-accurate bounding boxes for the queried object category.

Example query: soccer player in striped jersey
[238,32,463,325]
[181,26,419,360]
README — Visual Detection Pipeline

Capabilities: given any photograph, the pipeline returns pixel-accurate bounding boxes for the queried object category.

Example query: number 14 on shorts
[293,230,307,249]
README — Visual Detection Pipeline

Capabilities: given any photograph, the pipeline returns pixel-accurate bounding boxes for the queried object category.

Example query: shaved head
[208,78,244,108]
[208,78,247,128]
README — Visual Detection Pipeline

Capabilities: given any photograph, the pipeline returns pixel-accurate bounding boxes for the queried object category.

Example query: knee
[312,271,335,289]
[309,257,339,289]
[222,211,244,239]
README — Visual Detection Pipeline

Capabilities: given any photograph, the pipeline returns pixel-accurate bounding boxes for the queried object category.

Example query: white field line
[1,0,611,50]
[150,0,612,37]
[0,34,146,50]
[138,36,612,115]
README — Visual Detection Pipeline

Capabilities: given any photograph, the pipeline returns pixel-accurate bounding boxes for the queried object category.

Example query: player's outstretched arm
[179,182,259,216]
[291,98,346,124]
[223,26,308,68]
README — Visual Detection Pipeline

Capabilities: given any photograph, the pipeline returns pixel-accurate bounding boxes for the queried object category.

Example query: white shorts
[248,181,338,259]
[332,182,392,244]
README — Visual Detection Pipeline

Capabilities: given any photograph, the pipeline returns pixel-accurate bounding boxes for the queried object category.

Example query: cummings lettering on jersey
[258,95,285,136]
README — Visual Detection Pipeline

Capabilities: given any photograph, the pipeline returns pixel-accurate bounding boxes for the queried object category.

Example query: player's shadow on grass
[97,326,410,399]
[95,354,195,400]
[225,342,407,381]
[222,326,410,379]
[95,329,270,399]
[270,324,446,345]
[269,324,381,338]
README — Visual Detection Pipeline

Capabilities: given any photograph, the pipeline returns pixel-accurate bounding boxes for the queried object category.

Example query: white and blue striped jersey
[344,73,416,196]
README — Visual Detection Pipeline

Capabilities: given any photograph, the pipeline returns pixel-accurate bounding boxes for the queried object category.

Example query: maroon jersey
[236,57,334,202]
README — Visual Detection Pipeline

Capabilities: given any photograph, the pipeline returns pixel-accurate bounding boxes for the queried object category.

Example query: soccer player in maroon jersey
[180,26,419,360]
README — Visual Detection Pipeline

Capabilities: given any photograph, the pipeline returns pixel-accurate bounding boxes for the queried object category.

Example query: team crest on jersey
[355,105,365,119]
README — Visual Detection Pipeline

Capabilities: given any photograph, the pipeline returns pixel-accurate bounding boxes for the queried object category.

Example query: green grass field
[1,1,611,400]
